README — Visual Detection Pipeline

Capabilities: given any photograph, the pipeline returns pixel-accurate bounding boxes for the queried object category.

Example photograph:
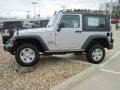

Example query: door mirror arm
[57,22,65,32]
[57,28,61,32]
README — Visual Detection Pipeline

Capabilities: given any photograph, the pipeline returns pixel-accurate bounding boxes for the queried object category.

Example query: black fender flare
[81,35,109,50]
[15,35,49,51]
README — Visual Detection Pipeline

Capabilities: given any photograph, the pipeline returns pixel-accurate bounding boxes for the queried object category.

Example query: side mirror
[57,22,65,32]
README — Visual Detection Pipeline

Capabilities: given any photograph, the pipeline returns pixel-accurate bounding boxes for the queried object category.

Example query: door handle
[75,30,81,33]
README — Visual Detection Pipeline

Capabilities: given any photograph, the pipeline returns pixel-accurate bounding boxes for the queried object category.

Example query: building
[0,18,49,30]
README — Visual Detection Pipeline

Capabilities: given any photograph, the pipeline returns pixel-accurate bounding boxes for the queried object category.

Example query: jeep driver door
[56,15,82,50]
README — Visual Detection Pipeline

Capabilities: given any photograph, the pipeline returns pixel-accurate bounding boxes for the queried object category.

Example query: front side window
[86,16,106,28]
[60,15,80,28]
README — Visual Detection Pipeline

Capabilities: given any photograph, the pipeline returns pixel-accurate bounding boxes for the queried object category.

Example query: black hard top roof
[62,11,109,16]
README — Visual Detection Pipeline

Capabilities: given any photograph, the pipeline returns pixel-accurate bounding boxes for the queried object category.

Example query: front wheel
[86,44,105,64]
[15,44,40,67]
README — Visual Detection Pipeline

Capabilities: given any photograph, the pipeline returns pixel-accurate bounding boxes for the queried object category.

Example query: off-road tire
[15,43,39,67]
[86,44,105,64]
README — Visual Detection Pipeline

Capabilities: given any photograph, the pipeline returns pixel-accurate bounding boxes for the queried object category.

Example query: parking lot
[71,30,120,90]
[100,30,120,71]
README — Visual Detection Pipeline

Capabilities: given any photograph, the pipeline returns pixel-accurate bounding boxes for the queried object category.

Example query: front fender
[15,35,49,51]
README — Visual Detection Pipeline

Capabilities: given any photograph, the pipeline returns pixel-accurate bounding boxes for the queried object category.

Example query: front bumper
[4,43,14,54]
[2,36,11,44]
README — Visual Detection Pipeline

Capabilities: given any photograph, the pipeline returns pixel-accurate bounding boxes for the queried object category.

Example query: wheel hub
[92,49,103,61]
[20,48,35,63]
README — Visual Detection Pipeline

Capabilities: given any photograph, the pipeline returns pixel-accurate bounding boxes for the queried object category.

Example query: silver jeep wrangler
[3,11,114,66]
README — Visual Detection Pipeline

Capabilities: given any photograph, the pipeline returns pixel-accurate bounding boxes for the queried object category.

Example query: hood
[20,28,46,33]
[14,28,50,36]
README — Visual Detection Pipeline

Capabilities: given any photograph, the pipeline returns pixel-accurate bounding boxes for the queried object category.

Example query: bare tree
[105,3,110,14]
[118,0,120,3]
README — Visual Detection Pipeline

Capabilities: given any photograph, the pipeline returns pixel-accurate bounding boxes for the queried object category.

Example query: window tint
[86,16,106,28]
[60,15,80,28]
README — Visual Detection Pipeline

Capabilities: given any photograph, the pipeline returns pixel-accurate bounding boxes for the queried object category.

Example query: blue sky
[0,0,118,18]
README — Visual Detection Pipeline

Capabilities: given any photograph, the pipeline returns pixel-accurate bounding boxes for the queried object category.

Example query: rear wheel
[86,44,105,64]
[15,43,40,67]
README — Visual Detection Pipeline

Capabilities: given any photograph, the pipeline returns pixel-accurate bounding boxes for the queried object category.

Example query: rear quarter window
[83,15,110,31]
[87,16,106,28]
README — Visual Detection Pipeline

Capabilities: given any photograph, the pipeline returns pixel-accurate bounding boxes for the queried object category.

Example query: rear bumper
[108,38,114,50]
[110,38,114,43]
[108,43,113,49]
[4,43,14,54]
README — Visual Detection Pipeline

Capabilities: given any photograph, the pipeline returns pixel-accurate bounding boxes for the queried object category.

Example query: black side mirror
[57,22,65,32]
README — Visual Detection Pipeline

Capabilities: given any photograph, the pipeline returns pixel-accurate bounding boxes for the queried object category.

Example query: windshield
[47,13,59,27]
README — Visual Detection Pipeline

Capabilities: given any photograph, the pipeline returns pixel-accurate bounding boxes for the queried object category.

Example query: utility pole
[38,0,40,18]
[7,12,10,18]
[26,11,31,19]
[110,0,113,28]
[32,2,38,18]
[110,0,113,19]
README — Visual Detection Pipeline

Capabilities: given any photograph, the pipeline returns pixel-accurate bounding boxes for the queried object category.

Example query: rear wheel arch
[82,35,109,50]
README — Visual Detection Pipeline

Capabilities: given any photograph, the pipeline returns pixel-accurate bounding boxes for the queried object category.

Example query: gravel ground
[0,34,90,90]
